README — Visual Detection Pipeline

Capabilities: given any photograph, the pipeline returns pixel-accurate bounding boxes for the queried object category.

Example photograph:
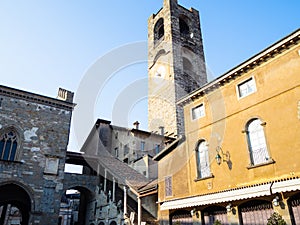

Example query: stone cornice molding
[0,85,75,111]
[178,28,300,106]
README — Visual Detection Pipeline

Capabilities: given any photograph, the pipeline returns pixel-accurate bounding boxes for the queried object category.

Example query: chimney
[133,121,140,130]
[159,126,165,136]
[57,88,74,103]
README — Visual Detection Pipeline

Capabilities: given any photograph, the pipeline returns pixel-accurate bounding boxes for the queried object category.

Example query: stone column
[123,186,127,215]
[138,197,142,225]
[113,177,116,202]
[104,169,107,192]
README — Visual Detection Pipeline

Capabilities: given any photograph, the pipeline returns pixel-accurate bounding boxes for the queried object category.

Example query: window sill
[247,159,275,169]
[0,159,23,164]
[194,174,214,182]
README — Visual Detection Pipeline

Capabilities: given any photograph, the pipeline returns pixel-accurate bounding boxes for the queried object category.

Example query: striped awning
[160,183,271,210]
[271,178,300,194]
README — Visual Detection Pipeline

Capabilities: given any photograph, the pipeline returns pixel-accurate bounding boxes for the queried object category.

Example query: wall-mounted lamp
[215,146,230,165]
[226,203,232,212]
[272,196,280,207]
[190,209,199,218]
[190,209,195,216]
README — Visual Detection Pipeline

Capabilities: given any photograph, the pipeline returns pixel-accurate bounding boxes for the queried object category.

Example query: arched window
[0,129,18,161]
[246,119,269,165]
[179,18,190,36]
[154,18,164,42]
[196,140,210,179]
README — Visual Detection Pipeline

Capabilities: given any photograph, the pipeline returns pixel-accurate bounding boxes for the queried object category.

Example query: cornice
[178,28,300,106]
[0,85,75,111]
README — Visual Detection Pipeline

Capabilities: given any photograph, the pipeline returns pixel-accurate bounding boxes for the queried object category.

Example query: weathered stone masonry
[0,85,74,225]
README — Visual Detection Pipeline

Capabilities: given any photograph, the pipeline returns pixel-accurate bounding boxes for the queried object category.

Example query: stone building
[1,0,299,225]
[74,118,175,225]
[148,0,207,137]
[154,24,300,225]
[0,85,74,224]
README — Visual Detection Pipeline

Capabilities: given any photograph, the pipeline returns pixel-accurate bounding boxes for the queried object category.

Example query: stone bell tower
[148,0,207,137]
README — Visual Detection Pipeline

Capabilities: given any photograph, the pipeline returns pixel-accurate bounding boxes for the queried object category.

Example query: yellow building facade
[155,29,300,225]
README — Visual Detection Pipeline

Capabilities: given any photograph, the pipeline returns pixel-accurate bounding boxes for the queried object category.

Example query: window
[196,140,210,178]
[115,147,119,157]
[155,144,160,155]
[124,144,129,156]
[0,130,18,161]
[179,18,190,36]
[165,176,172,197]
[237,77,256,98]
[246,119,270,165]
[154,18,164,42]
[141,141,145,151]
[192,104,205,120]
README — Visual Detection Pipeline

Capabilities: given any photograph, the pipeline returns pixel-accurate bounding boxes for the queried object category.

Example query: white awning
[271,178,300,194]
[160,183,271,210]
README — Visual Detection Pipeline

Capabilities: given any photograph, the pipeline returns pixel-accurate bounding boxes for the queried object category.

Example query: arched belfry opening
[179,17,190,36]
[154,18,164,42]
[0,183,32,225]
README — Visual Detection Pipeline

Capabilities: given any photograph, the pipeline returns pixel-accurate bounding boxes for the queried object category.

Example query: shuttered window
[196,140,210,178]
[165,176,172,197]
[246,119,269,165]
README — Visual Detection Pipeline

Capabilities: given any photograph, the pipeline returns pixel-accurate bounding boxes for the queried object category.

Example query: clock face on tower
[154,65,166,79]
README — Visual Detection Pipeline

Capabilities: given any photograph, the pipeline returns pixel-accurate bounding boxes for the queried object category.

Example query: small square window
[237,77,256,98]
[191,104,205,120]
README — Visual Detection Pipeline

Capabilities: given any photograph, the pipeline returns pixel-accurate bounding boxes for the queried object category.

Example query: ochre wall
[158,44,300,202]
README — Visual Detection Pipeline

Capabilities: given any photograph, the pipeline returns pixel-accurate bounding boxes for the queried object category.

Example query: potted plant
[267,212,287,225]
[213,220,222,225]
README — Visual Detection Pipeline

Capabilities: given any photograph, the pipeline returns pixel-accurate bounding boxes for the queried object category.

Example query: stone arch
[61,185,96,225]
[109,220,117,225]
[238,199,273,225]
[0,182,34,225]
[202,205,228,225]
[288,192,300,224]
[170,210,192,225]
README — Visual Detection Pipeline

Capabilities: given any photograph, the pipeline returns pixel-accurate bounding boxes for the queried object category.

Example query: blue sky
[0,0,299,151]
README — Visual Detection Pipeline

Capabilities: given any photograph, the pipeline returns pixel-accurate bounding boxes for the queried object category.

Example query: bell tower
[148,0,207,137]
